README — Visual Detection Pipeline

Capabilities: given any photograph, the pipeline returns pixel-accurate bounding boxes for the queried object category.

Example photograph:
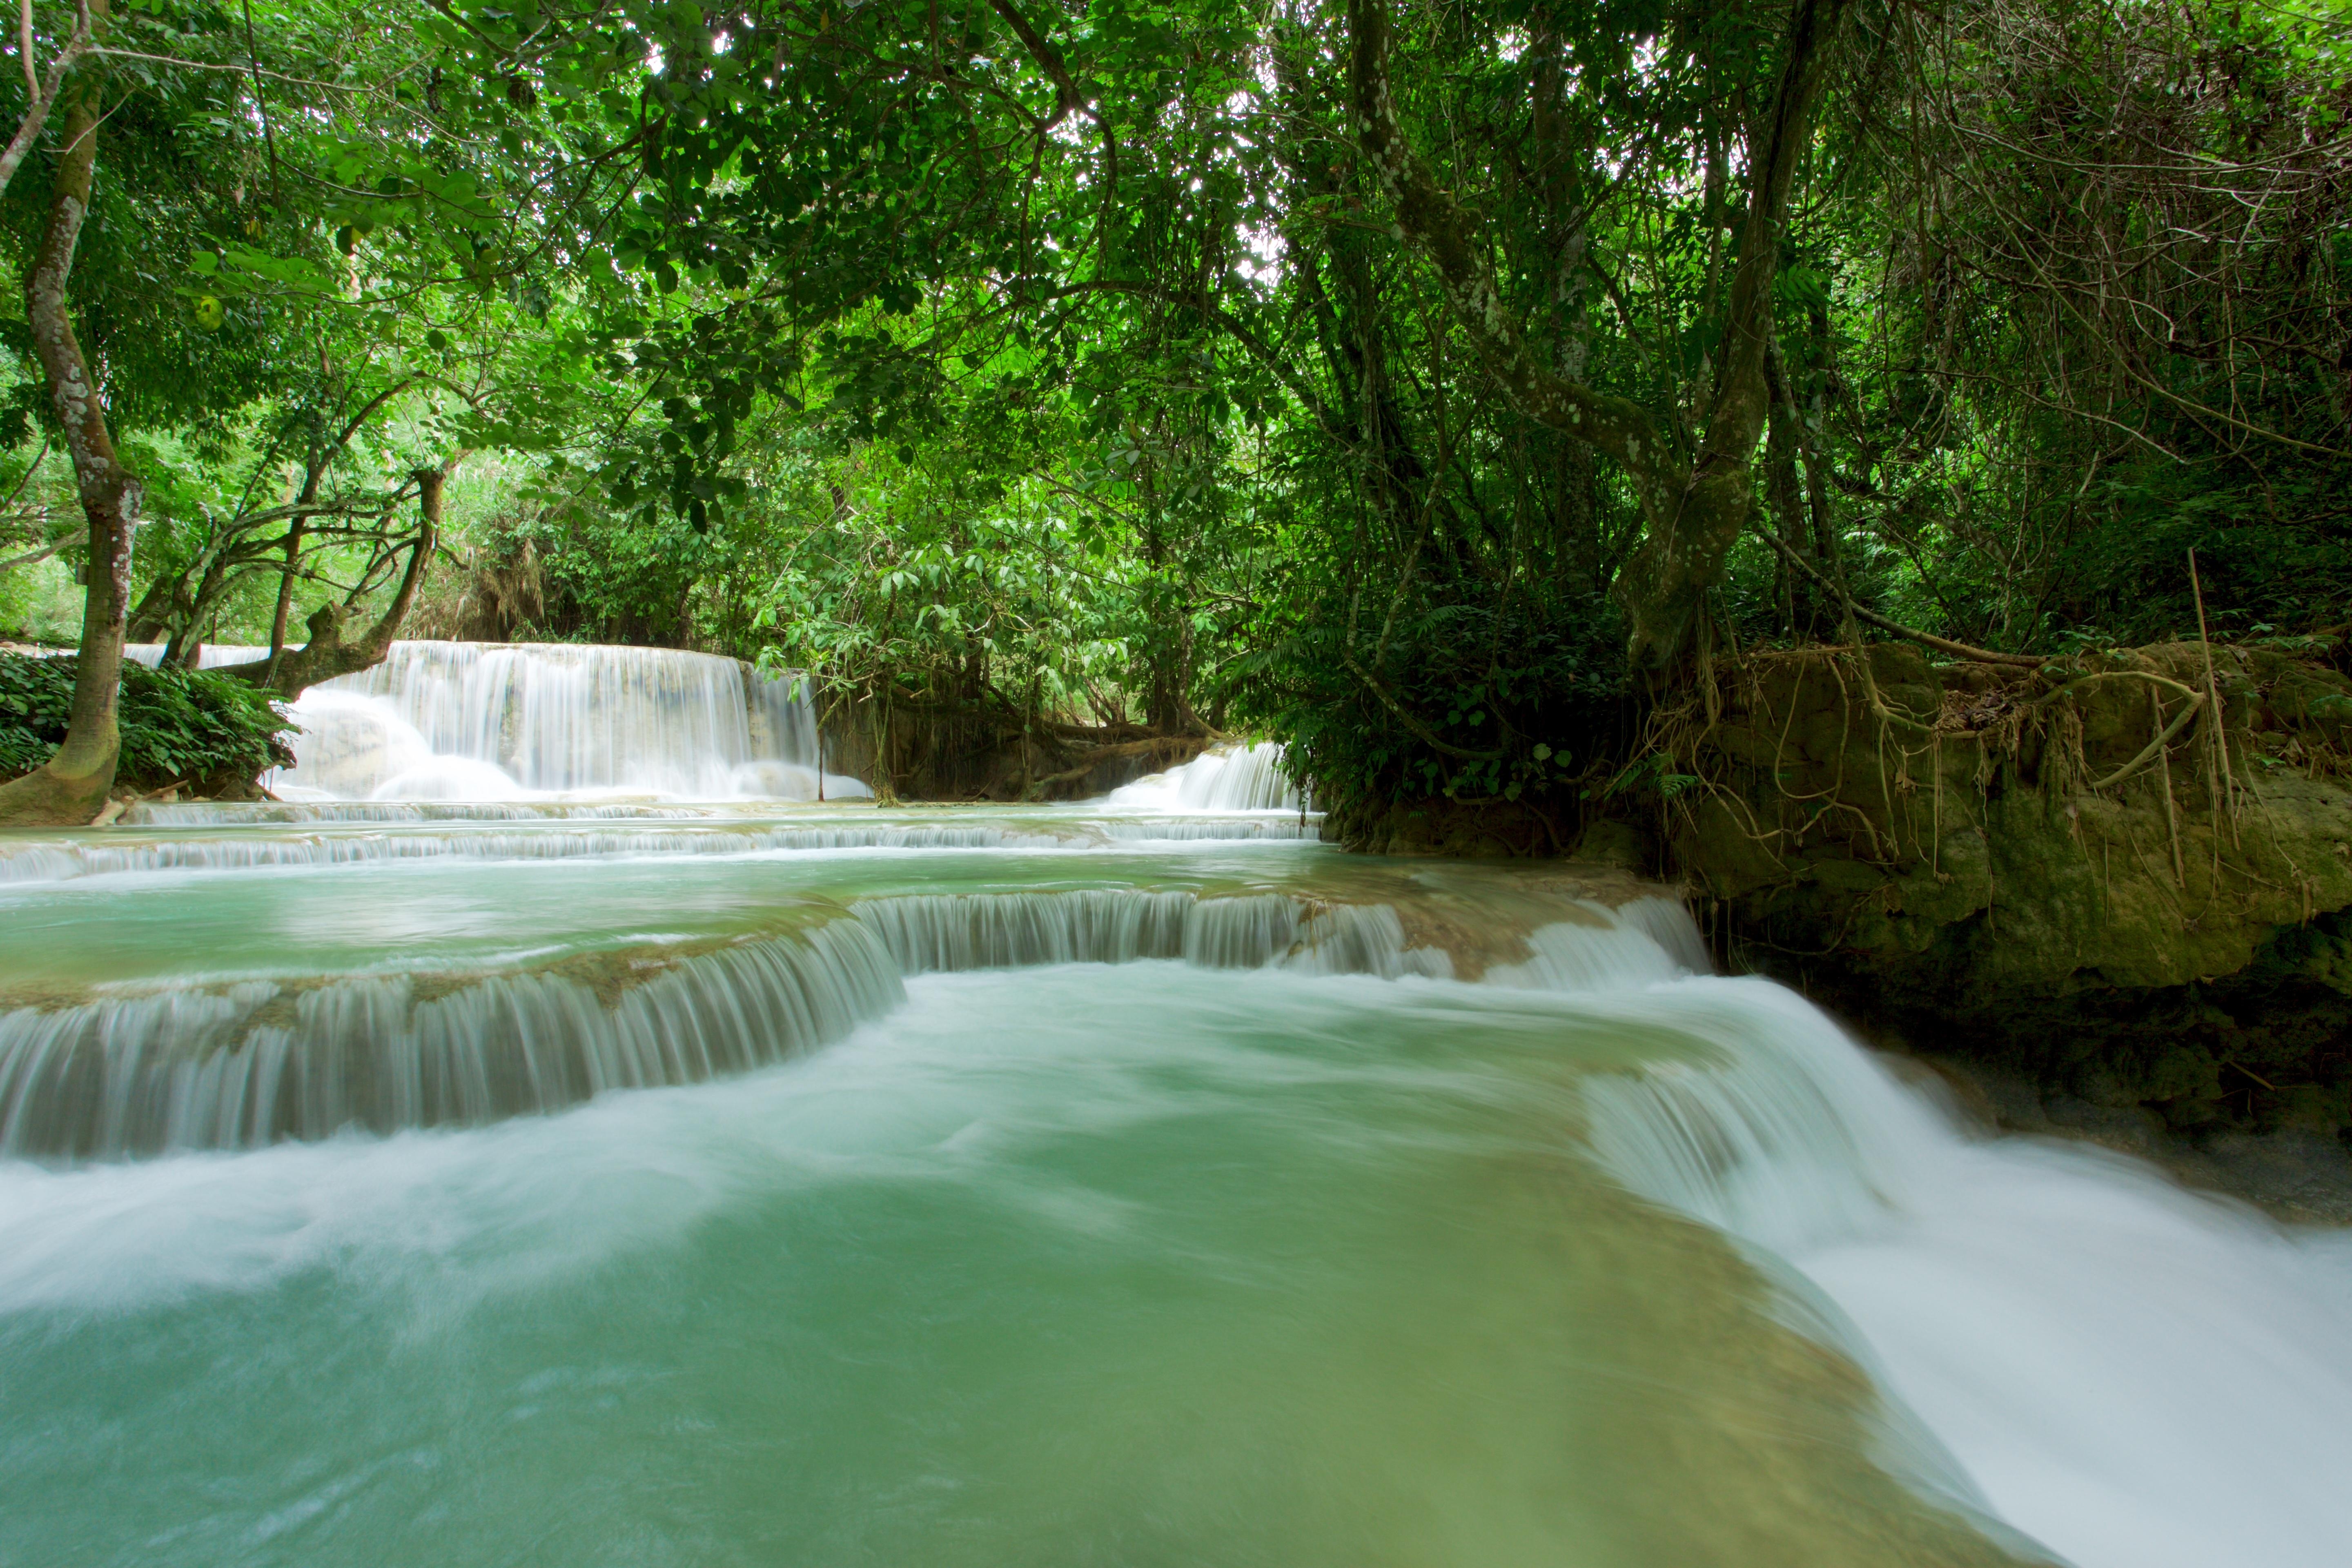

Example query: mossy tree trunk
[0,25,142,828]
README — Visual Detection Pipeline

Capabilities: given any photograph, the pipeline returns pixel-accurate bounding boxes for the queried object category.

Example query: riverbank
[1322,636,2352,1177]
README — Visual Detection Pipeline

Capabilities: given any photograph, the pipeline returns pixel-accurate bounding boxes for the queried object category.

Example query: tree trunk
[163,548,231,668]
[1345,0,1851,679]
[262,512,306,683]
[1765,401,1805,636]
[0,2,96,205]
[125,568,180,644]
[216,466,443,697]
[1609,0,1851,675]
[0,36,142,827]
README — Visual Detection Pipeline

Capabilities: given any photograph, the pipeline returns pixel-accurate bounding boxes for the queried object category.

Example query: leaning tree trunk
[216,464,444,697]
[1345,0,1851,679]
[0,45,143,828]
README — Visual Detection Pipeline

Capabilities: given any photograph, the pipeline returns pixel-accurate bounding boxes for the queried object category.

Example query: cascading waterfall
[1570,979,2352,1568]
[129,799,726,824]
[0,888,1674,1159]
[127,639,870,802]
[855,891,1450,979]
[1108,740,1301,811]
[0,920,904,1160]
[9,652,2352,1568]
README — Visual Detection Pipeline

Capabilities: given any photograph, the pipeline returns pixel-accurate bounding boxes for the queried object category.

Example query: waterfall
[1108,742,1301,811]
[853,891,1449,979]
[0,921,903,1161]
[1570,977,2352,1568]
[10,808,2352,1568]
[0,893,1707,1160]
[125,640,870,803]
[1480,896,1711,990]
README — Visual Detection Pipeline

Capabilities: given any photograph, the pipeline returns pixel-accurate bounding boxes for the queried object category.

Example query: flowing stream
[5,643,2351,1566]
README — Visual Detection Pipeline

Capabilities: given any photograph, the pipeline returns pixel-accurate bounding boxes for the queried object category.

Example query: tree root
[2090,690,2206,792]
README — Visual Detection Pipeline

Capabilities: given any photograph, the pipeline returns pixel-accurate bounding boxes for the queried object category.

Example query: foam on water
[0,963,2027,1568]
[0,966,1545,1317]
[1571,975,2352,1568]
[0,814,1318,885]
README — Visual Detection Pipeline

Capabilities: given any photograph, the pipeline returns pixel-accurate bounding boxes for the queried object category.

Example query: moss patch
[1649,639,2352,1139]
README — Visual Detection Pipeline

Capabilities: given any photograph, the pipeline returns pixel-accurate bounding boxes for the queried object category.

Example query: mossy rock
[1656,640,2352,1139]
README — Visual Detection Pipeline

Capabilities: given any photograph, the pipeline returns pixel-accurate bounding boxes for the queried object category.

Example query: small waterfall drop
[0,890,1718,1159]
[127,640,869,803]
[1108,742,1300,811]
[1569,974,2352,1568]
[0,921,904,1160]
[853,891,1449,979]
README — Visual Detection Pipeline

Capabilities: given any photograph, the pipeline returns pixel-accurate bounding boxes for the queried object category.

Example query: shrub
[0,652,296,793]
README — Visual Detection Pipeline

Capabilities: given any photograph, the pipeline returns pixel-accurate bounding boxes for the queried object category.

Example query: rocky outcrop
[1323,794,1572,858]
[1653,639,2352,1141]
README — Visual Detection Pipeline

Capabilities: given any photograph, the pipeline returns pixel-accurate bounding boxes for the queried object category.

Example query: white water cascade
[0,921,904,1160]
[129,640,871,802]
[1109,740,1300,811]
[13,640,2352,1568]
[0,887,1497,1159]
[1572,978,2352,1568]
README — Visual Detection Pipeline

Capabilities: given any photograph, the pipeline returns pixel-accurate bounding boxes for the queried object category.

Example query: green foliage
[2,0,2344,816]
[0,653,294,789]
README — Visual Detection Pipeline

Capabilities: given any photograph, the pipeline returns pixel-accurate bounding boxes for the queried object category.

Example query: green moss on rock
[1655,640,2352,1139]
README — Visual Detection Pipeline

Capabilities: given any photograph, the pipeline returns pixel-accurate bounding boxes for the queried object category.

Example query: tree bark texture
[0,27,142,827]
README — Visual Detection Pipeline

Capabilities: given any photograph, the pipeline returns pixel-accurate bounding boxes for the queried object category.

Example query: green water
[0,838,1366,990]
[0,962,2022,1568]
[7,754,2350,1567]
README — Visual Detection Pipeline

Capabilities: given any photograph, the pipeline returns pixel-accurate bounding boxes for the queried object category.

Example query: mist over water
[6,644,2350,1566]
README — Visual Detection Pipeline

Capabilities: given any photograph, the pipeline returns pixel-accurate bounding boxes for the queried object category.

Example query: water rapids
[3,642,2347,1567]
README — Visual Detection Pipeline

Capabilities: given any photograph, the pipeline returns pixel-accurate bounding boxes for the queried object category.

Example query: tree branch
[1344,0,1663,492]
[0,0,93,202]
[1748,515,2043,666]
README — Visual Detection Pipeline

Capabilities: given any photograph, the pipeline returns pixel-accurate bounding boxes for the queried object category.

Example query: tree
[0,4,132,825]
